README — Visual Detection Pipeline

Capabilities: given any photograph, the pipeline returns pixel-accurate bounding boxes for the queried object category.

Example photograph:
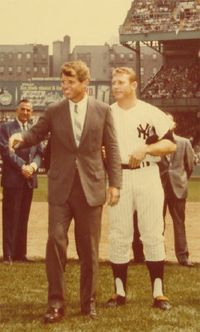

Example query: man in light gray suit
[159,116,195,267]
[9,60,122,323]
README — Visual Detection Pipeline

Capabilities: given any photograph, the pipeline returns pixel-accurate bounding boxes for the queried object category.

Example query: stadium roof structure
[118,0,200,115]
[120,0,200,52]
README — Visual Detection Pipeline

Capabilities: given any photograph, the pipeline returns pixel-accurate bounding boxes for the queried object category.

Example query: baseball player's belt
[121,161,151,170]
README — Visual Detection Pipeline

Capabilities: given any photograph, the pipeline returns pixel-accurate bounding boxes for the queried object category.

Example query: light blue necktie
[74,104,82,146]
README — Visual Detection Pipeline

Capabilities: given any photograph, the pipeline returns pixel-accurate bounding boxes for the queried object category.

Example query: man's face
[60,73,88,102]
[16,101,32,123]
[112,73,137,101]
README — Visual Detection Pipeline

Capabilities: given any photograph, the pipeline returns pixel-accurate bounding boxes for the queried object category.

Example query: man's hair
[60,60,91,82]
[112,67,137,83]
[18,98,31,105]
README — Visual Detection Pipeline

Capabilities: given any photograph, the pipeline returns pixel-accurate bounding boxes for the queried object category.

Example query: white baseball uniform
[108,99,172,263]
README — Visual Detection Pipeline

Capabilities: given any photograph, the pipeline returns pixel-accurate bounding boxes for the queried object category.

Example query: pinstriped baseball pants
[108,165,165,263]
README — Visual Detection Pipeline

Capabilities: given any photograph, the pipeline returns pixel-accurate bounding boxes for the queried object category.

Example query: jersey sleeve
[151,107,173,139]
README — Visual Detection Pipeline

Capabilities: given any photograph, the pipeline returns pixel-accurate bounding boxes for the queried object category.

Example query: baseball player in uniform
[107,67,176,310]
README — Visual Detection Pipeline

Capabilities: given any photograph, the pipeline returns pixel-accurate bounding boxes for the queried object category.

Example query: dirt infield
[0,201,200,262]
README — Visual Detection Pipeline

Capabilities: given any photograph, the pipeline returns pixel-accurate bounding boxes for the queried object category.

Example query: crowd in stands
[172,112,197,137]
[121,0,200,34]
[0,114,15,124]
[142,63,200,99]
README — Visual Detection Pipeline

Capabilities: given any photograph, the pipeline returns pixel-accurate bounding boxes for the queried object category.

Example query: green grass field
[0,175,199,203]
[0,261,200,332]
[0,176,199,331]
[187,178,200,202]
[31,176,200,202]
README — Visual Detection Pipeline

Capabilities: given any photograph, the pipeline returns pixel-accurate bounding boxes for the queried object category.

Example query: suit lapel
[12,119,21,132]
[79,97,94,145]
[59,99,77,148]
[170,135,177,163]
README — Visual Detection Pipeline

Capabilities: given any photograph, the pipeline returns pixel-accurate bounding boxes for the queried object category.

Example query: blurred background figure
[0,99,43,264]
[159,114,195,267]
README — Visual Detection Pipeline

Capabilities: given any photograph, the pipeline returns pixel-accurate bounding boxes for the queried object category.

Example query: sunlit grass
[0,261,199,331]
[31,176,200,202]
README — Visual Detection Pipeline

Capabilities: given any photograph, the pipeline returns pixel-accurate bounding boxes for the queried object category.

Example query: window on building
[26,53,31,59]
[41,54,46,60]
[120,53,125,59]
[17,53,22,60]
[41,67,46,74]
[26,66,31,73]
[129,53,134,60]
[8,66,13,74]
[33,67,38,73]
[141,67,144,76]
[17,66,22,74]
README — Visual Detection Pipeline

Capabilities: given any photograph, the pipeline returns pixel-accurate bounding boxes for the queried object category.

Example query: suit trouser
[46,172,102,311]
[2,184,33,259]
[164,181,188,263]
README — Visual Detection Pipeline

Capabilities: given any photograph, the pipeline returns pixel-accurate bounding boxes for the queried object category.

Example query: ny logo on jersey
[137,123,150,140]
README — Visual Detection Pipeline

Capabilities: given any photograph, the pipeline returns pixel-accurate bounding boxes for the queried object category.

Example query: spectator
[0,99,43,264]
[159,115,195,267]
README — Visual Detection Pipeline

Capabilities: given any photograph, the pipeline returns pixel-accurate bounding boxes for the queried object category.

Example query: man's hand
[21,165,34,178]
[9,133,23,151]
[107,187,120,206]
[129,144,148,168]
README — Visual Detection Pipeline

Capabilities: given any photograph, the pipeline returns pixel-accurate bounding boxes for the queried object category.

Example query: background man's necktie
[74,104,82,146]
[22,123,26,131]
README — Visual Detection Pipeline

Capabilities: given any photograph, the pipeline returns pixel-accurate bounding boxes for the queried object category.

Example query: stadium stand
[122,0,200,35]
[120,0,200,159]
[142,63,200,99]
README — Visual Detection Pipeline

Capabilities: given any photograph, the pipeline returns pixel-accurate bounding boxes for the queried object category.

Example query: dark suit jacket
[0,119,43,189]
[159,134,194,199]
[19,97,122,206]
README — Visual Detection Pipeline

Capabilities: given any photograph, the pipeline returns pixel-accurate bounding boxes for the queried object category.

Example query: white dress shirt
[69,95,88,142]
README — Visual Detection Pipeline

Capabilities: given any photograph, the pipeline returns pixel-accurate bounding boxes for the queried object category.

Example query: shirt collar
[16,118,28,129]
[69,94,88,111]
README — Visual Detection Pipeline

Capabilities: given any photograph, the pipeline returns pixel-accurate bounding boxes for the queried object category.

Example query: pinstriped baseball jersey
[110,99,172,164]
[108,98,173,263]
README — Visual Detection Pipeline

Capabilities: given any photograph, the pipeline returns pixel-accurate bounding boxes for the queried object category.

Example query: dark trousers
[46,172,102,312]
[2,184,33,260]
[164,180,188,263]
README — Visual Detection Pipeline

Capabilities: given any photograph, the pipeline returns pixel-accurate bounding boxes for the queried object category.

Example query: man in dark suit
[159,115,195,266]
[0,99,43,264]
[9,60,122,323]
